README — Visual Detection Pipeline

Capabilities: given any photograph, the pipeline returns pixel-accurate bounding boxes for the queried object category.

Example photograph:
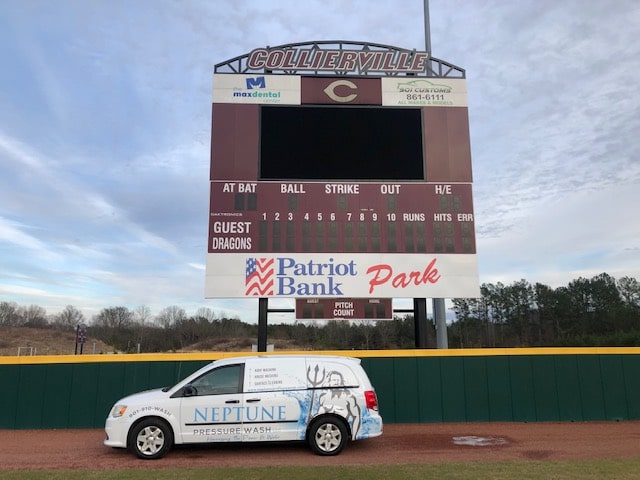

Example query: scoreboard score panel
[206,66,480,299]
[209,181,475,254]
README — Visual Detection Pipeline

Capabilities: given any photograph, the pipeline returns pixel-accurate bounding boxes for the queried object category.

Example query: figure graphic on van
[317,370,362,438]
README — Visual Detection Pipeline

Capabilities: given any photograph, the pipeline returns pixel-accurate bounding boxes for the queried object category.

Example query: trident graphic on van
[306,363,326,423]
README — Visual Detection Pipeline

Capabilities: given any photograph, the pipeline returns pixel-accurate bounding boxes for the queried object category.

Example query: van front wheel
[128,418,173,460]
[308,417,348,456]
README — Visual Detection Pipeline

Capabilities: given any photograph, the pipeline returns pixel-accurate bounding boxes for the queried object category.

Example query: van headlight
[111,405,127,417]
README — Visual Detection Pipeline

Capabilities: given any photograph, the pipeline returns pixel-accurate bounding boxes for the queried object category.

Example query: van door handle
[246,398,261,403]
[225,399,239,404]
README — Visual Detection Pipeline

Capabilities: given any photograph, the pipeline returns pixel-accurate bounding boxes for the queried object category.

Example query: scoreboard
[205,41,480,301]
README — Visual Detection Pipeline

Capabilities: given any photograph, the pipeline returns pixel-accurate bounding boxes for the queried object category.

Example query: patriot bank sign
[243,255,442,297]
[202,253,477,299]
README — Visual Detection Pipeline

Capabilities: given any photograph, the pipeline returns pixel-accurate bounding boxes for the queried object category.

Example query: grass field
[2,460,640,480]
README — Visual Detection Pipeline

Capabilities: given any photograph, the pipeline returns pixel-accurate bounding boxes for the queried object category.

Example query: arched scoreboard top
[214,40,466,78]
[205,41,479,300]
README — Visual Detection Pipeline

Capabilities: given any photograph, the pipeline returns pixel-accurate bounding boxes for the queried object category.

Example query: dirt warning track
[1,422,639,471]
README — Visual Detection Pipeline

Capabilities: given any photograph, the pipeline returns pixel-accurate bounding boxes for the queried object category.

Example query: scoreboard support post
[413,298,429,348]
[433,298,448,349]
[258,298,268,352]
[257,299,297,352]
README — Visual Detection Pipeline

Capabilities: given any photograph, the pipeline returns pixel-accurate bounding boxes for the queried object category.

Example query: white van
[104,355,383,459]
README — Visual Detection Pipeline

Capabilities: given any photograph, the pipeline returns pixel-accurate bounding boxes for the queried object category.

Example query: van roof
[210,354,362,367]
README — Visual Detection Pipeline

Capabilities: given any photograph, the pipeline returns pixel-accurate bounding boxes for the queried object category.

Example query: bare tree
[94,306,133,329]
[53,305,85,330]
[0,301,20,326]
[133,305,153,325]
[156,305,187,328]
[194,307,217,322]
[19,305,48,327]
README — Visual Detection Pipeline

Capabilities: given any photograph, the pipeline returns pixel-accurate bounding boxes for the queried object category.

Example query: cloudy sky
[1,0,639,323]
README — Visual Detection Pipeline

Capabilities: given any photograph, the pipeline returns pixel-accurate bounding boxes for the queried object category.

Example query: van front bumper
[104,417,128,448]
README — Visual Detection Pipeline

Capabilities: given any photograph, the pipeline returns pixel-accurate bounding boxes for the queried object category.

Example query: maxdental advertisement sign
[212,74,301,104]
[204,253,479,299]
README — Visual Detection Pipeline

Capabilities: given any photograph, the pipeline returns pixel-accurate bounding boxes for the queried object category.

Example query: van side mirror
[183,385,198,397]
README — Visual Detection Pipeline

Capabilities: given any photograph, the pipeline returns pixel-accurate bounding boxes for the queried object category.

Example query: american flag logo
[245,257,275,295]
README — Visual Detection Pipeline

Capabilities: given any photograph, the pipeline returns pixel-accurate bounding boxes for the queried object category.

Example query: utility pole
[424,0,448,348]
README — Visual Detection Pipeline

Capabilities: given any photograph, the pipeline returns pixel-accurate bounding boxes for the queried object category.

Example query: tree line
[451,273,640,348]
[1,272,639,352]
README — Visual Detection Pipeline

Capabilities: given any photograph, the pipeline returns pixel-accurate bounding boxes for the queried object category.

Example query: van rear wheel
[308,417,348,456]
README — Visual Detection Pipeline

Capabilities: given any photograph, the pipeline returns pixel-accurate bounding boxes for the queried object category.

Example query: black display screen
[259,106,424,180]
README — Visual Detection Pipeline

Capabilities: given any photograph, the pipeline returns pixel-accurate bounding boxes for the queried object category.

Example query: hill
[0,326,113,356]
[0,326,308,356]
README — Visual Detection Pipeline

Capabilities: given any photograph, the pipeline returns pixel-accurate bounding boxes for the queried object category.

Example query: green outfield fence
[1,348,640,429]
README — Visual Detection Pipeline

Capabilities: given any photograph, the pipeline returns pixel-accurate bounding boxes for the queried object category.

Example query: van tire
[128,418,173,460]
[308,416,348,456]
